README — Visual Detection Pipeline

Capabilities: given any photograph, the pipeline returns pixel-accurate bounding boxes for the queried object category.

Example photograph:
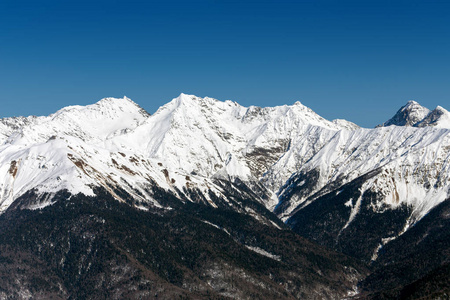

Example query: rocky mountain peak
[378,100,431,127]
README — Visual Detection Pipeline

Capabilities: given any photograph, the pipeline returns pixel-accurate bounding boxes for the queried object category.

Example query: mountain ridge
[1,94,448,218]
[0,93,449,298]
[378,99,450,128]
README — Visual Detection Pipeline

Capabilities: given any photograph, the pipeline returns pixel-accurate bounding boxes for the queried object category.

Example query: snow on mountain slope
[107,93,348,209]
[261,124,342,193]
[109,94,253,178]
[5,97,149,147]
[0,94,448,234]
[281,123,450,262]
[111,93,342,178]
[416,106,450,128]
[0,137,94,212]
[332,119,360,130]
[0,97,157,211]
[0,126,235,214]
[3,94,342,216]
[276,125,450,222]
[0,116,40,144]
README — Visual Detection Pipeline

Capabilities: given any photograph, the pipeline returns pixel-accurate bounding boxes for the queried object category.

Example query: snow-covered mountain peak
[1,93,449,282]
[152,94,351,133]
[156,93,241,115]
[5,97,150,147]
[94,95,142,109]
[172,93,195,106]
[292,100,315,111]
[171,93,220,107]
[0,115,40,144]
[52,96,148,117]
[379,100,431,127]
[406,100,420,106]
[109,94,353,193]
[2,94,448,221]
[287,103,341,129]
[238,101,343,132]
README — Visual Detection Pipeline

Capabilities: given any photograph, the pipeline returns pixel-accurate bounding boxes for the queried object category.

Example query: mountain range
[0,94,449,299]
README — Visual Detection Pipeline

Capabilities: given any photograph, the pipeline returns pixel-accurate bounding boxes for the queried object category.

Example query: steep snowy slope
[1,94,343,220]
[108,93,346,209]
[0,97,155,211]
[111,93,342,177]
[277,126,450,221]
[5,97,149,147]
[0,116,40,144]
[0,94,448,238]
[278,111,450,262]
[1,94,448,299]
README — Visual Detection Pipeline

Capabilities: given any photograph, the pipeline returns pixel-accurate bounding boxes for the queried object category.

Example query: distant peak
[97,96,135,105]
[97,96,148,111]
[171,93,197,106]
[401,100,425,112]
[171,94,230,110]
[405,100,420,106]
[48,96,150,122]
[177,93,195,100]
[378,100,430,127]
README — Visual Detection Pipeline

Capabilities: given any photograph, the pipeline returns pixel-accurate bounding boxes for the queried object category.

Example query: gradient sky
[0,0,449,127]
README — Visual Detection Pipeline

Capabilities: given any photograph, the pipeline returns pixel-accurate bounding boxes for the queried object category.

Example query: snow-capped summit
[4,96,149,147]
[378,100,450,129]
[0,93,358,214]
[0,94,449,248]
[378,100,431,127]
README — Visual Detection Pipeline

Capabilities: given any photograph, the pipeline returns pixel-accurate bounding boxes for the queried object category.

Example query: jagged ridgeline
[0,94,449,298]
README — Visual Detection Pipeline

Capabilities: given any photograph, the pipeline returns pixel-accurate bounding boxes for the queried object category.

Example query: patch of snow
[344,198,352,207]
[245,245,281,261]
[27,200,56,210]
[201,220,231,236]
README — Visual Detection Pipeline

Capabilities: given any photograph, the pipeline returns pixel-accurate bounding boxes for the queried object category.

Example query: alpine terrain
[0,94,448,299]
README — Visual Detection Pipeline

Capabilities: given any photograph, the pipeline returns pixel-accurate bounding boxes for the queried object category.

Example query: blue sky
[0,0,449,127]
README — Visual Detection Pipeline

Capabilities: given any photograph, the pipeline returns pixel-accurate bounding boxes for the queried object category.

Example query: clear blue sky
[1,0,449,127]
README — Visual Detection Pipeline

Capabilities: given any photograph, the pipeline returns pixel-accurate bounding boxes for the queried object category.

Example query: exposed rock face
[378,100,431,127]
[379,100,450,128]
